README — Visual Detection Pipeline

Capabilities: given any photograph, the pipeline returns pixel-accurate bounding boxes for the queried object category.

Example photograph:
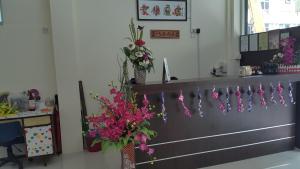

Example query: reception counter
[133,74,300,169]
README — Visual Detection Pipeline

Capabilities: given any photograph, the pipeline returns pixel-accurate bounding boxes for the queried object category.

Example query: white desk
[0,111,53,120]
[0,110,55,160]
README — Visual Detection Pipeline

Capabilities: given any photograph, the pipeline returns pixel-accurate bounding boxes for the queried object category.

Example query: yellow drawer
[24,116,51,127]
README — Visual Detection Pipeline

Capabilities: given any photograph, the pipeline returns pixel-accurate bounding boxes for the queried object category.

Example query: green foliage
[0,102,18,116]
[123,47,131,57]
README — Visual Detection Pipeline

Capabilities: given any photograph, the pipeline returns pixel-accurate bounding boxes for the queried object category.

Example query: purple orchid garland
[258,83,267,109]
[178,90,192,118]
[288,82,296,105]
[270,83,277,104]
[277,82,287,107]
[197,88,204,118]
[247,85,253,112]
[226,87,232,113]
[236,86,245,113]
[161,92,167,123]
[211,87,226,114]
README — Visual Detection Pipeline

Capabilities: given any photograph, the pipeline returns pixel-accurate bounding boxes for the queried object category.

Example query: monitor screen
[0,0,3,24]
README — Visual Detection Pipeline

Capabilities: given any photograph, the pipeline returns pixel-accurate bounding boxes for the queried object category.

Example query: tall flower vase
[121,143,136,169]
[134,68,146,84]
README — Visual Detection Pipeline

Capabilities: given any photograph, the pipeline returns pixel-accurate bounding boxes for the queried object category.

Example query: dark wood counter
[133,74,300,169]
[134,74,300,94]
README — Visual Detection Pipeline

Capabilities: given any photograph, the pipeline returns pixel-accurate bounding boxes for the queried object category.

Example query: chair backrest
[0,121,22,144]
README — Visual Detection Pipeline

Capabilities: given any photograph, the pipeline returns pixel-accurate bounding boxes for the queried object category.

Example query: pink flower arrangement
[281,37,296,65]
[86,86,157,156]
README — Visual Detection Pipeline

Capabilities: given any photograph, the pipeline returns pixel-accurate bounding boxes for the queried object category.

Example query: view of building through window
[248,0,300,34]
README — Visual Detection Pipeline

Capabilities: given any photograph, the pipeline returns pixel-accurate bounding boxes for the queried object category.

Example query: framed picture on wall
[240,35,249,52]
[137,0,187,21]
[249,34,258,51]
[258,32,268,51]
[269,30,280,50]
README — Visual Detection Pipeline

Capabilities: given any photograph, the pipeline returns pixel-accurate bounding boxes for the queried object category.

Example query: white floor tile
[1,150,300,169]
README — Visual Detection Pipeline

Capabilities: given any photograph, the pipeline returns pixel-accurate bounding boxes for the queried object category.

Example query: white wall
[49,0,238,155]
[0,0,56,97]
[75,0,234,114]
[191,0,228,77]
[50,0,83,154]
[0,0,242,157]
[0,0,56,157]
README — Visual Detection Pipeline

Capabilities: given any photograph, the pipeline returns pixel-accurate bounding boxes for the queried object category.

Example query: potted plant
[122,19,154,84]
[83,118,102,153]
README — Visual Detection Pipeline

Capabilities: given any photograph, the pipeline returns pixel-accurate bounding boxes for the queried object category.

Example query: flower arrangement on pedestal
[87,85,156,154]
[85,19,159,169]
[123,19,154,84]
[86,83,158,168]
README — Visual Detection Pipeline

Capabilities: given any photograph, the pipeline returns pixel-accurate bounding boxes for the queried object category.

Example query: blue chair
[0,121,24,169]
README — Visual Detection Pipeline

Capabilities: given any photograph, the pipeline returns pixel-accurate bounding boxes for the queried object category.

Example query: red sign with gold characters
[150,30,180,39]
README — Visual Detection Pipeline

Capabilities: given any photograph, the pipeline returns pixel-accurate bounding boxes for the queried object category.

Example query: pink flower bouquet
[86,85,157,156]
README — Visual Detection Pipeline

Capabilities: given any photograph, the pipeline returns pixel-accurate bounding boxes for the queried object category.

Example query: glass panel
[247,0,300,34]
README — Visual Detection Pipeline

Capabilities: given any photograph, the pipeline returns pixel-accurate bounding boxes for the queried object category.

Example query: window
[261,0,270,11]
[248,24,254,34]
[246,0,300,34]
[265,23,270,31]
[296,0,300,13]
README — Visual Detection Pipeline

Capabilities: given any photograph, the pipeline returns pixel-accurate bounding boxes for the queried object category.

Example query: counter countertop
[133,74,300,93]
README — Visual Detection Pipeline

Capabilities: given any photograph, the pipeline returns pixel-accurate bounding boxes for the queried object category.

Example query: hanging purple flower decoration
[258,83,267,109]
[247,85,253,112]
[197,88,204,118]
[270,83,277,104]
[277,82,287,107]
[211,86,219,100]
[211,87,226,114]
[161,92,167,123]
[235,86,244,113]
[281,37,296,65]
[225,87,232,113]
[178,90,192,118]
[288,82,296,105]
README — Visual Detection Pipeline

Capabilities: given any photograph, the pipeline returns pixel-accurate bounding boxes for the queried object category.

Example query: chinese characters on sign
[137,0,187,21]
[150,30,180,39]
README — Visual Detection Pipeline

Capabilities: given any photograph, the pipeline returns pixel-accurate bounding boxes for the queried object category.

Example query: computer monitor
[162,57,171,83]
[0,0,3,24]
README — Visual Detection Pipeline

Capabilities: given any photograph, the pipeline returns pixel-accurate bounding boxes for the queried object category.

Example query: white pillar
[226,0,243,76]
[49,0,83,154]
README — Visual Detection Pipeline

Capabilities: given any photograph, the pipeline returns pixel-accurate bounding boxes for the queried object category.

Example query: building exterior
[248,0,300,34]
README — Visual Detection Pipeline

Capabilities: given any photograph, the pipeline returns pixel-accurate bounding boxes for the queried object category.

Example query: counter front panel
[133,75,299,169]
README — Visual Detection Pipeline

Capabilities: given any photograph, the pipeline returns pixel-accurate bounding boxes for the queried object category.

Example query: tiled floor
[1,150,300,169]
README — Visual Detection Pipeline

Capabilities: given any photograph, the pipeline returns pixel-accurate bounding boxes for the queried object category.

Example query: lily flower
[135,51,144,58]
[128,43,136,51]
